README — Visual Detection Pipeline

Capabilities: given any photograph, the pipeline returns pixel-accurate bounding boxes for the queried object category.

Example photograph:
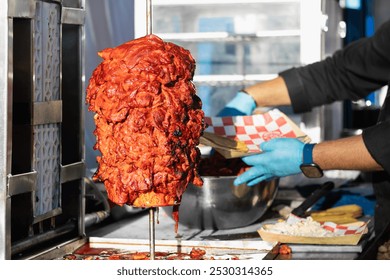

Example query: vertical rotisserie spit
[86,34,205,230]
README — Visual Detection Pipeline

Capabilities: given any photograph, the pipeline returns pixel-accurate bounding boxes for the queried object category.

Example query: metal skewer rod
[146,0,156,261]
[146,0,153,35]
[149,207,156,260]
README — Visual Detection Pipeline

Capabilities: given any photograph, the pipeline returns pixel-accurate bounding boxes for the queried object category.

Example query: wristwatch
[300,143,323,178]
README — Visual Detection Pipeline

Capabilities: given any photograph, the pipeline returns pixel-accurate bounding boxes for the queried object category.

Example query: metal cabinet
[0,0,86,260]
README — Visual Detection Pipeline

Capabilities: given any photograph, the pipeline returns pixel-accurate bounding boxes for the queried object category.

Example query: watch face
[300,164,323,178]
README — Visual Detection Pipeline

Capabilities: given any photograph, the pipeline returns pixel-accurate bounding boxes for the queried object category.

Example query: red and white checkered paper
[321,221,367,235]
[204,109,299,153]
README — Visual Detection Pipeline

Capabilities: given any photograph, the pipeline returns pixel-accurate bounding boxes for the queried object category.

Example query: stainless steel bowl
[163,176,278,230]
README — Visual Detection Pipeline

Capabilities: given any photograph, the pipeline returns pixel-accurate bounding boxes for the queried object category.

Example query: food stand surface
[81,183,380,260]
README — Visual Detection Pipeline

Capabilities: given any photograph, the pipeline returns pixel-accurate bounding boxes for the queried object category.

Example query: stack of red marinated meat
[86,34,205,209]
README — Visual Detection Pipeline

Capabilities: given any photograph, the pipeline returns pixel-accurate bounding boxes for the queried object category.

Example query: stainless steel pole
[146,0,156,261]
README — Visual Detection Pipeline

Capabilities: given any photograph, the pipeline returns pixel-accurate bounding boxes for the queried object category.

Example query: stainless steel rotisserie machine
[0,0,86,260]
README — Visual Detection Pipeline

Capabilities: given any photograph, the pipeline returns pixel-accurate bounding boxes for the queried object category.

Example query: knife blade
[262,242,281,260]
[291,181,335,217]
[200,231,260,240]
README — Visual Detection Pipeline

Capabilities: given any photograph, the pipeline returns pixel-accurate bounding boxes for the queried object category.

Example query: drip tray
[58,237,275,260]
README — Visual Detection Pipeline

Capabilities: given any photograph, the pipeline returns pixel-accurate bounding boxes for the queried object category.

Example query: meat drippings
[86,35,206,216]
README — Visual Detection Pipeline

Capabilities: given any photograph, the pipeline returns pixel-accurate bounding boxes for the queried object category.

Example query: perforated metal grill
[33,1,61,217]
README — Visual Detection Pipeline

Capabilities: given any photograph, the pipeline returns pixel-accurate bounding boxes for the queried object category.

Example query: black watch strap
[300,143,323,178]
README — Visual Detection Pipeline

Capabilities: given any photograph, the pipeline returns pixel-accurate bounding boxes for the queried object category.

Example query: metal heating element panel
[0,0,86,260]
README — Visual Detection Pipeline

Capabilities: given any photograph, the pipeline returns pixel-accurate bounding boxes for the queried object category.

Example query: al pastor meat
[86,35,205,210]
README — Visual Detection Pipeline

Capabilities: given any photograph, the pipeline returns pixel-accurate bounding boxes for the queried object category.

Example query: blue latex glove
[234,138,305,186]
[217,91,257,116]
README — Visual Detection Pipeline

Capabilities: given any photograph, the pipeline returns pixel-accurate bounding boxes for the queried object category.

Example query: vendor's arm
[216,76,291,116]
[314,134,383,172]
[244,76,292,107]
[235,133,385,187]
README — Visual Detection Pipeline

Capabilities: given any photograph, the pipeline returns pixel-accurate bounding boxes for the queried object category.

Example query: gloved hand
[217,91,257,116]
[234,138,305,186]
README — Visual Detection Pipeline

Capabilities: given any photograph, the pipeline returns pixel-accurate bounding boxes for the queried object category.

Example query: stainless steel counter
[86,208,373,260]
[86,206,269,242]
